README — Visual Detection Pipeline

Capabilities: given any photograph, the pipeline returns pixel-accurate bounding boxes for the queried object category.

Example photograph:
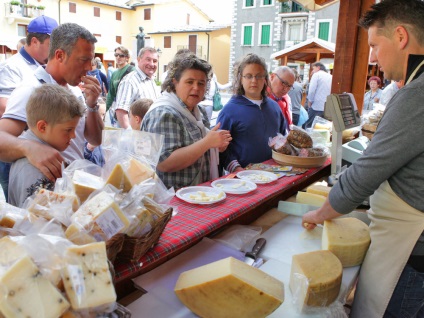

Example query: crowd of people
[1,1,423,315]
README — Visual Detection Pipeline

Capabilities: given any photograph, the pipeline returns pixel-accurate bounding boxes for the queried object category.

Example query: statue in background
[136,27,145,54]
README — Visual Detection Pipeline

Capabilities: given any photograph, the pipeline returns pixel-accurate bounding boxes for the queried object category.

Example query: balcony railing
[4,3,45,18]
[280,1,308,13]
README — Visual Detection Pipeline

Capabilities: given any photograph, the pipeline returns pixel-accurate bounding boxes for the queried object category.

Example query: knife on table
[244,238,266,266]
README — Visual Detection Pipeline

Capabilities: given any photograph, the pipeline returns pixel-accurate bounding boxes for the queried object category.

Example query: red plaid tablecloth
[114,159,330,282]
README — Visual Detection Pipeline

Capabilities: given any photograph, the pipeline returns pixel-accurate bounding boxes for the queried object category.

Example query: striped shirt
[114,66,160,112]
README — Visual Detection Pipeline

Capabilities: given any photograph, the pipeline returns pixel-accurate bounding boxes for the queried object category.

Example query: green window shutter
[245,0,254,7]
[263,0,272,5]
[244,26,253,45]
[318,22,330,41]
[261,25,271,45]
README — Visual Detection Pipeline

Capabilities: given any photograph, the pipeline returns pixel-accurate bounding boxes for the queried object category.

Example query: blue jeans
[0,161,11,201]
[384,264,424,318]
[302,108,324,129]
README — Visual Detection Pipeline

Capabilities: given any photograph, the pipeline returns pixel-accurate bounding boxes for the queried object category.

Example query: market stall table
[114,159,331,299]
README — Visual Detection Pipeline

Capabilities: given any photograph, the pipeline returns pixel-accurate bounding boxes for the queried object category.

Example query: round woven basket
[272,150,327,168]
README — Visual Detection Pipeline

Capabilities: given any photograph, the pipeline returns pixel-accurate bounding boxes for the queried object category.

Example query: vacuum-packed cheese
[322,217,371,267]
[27,189,79,220]
[0,237,27,271]
[296,191,326,206]
[290,250,342,310]
[72,170,104,203]
[106,159,154,192]
[0,256,70,318]
[306,184,331,197]
[62,242,116,310]
[174,257,284,318]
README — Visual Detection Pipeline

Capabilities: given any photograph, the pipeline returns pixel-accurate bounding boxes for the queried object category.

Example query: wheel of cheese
[322,217,371,267]
[290,250,342,311]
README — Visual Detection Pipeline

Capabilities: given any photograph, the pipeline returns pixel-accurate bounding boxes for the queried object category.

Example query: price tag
[134,138,152,157]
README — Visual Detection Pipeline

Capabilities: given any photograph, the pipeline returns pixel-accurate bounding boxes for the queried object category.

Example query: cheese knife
[277,201,320,217]
[244,238,266,266]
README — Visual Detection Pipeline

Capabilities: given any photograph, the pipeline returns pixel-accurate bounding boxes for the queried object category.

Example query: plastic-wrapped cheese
[72,170,104,203]
[322,217,371,267]
[27,189,79,220]
[175,257,284,318]
[62,242,116,310]
[0,256,70,318]
[0,237,27,275]
[290,250,342,311]
[296,191,326,206]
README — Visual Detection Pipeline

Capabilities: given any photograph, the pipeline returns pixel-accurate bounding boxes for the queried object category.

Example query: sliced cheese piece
[27,189,79,220]
[68,191,129,243]
[306,184,331,198]
[296,191,326,207]
[62,242,116,310]
[0,203,28,228]
[175,257,284,318]
[290,250,342,311]
[106,159,155,192]
[0,256,69,318]
[72,170,104,203]
[322,217,371,267]
[0,237,27,273]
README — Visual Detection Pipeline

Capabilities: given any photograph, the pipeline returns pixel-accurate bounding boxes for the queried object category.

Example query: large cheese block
[106,158,154,192]
[306,184,331,198]
[62,242,116,310]
[72,170,104,203]
[296,191,326,206]
[0,256,69,318]
[66,191,129,243]
[322,217,371,267]
[290,250,342,311]
[27,189,79,220]
[174,257,284,318]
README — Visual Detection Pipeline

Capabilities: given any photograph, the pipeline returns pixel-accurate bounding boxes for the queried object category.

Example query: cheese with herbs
[175,257,284,318]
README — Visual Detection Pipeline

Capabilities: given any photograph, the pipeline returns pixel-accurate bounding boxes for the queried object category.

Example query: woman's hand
[206,122,232,149]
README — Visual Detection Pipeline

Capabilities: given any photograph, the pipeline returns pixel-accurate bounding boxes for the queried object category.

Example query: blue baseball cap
[28,16,58,35]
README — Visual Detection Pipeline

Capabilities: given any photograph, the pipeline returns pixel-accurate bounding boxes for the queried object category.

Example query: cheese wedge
[0,256,70,318]
[0,237,27,273]
[322,217,371,267]
[306,184,331,198]
[67,191,129,243]
[296,191,326,206]
[290,250,342,311]
[62,242,116,310]
[175,257,284,318]
[27,189,79,220]
[72,170,104,203]
[106,159,155,192]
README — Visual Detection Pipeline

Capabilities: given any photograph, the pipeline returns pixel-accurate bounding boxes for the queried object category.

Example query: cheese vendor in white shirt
[302,1,424,317]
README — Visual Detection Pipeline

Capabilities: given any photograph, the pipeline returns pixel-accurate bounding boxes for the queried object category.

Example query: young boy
[129,98,153,130]
[8,84,85,207]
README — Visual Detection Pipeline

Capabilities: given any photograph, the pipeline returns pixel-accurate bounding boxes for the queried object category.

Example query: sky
[191,0,233,24]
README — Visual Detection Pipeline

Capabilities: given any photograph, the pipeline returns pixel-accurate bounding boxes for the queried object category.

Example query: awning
[271,37,335,64]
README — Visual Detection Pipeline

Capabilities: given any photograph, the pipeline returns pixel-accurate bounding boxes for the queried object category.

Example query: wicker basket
[106,233,125,263]
[117,207,173,262]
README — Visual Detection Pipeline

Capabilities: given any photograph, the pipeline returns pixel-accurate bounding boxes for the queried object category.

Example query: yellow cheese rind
[296,191,326,206]
[322,217,371,267]
[174,257,284,318]
[0,256,70,318]
[106,159,155,192]
[306,185,331,198]
[290,250,342,310]
[62,242,116,310]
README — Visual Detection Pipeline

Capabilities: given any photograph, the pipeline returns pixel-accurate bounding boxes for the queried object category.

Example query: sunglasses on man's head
[114,53,126,58]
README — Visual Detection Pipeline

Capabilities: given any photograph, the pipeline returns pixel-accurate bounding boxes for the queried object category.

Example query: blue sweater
[217,95,286,169]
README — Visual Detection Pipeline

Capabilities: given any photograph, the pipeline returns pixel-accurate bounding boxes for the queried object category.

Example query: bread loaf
[287,130,313,149]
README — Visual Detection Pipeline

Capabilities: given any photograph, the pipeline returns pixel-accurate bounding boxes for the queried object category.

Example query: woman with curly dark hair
[141,53,232,189]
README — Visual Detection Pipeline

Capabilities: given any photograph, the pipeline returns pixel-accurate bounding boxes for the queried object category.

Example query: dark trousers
[0,161,11,201]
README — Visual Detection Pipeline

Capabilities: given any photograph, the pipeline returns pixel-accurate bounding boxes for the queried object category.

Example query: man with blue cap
[0,15,58,200]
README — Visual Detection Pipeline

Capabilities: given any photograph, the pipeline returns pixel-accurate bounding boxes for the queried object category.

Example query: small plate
[176,186,226,205]
[236,170,278,184]
[211,179,257,194]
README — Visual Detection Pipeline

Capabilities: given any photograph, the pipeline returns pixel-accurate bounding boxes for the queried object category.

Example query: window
[316,19,332,41]
[288,23,301,41]
[259,23,271,45]
[186,13,190,25]
[144,8,151,20]
[116,36,122,44]
[69,2,76,13]
[94,7,100,17]
[116,11,121,21]
[17,24,27,37]
[164,36,171,48]
[243,0,254,8]
[242,24,254,46]
[262,0,272,6]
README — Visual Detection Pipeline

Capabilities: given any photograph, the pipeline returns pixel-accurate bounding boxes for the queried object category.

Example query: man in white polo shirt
[114,47,160,129]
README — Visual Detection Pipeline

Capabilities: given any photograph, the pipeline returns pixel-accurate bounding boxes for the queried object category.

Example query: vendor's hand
[206,122,232,149]
[302,209,323,230]
[25,140,64,181]
[80,75,101,108]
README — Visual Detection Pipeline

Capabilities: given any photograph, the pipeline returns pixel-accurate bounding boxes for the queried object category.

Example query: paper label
[134,138,152,157]
[95,207,125,239]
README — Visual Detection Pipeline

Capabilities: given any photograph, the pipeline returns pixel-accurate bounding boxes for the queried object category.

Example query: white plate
[176,186,226,205]
[211,179,257,194]
[236,170,278,184]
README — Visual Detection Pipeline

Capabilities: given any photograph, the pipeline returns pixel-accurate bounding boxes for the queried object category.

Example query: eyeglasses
[242,74,267,81]
[275,73,294,90]
[114,53,126,58]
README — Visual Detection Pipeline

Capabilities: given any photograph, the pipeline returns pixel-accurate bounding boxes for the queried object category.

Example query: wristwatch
[87,103,99,112]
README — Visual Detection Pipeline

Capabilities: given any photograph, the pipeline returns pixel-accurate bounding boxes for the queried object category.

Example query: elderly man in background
[267,66,295,132]
[114,47,160,129]
[288,69,304,126]
[302,62,332,129]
